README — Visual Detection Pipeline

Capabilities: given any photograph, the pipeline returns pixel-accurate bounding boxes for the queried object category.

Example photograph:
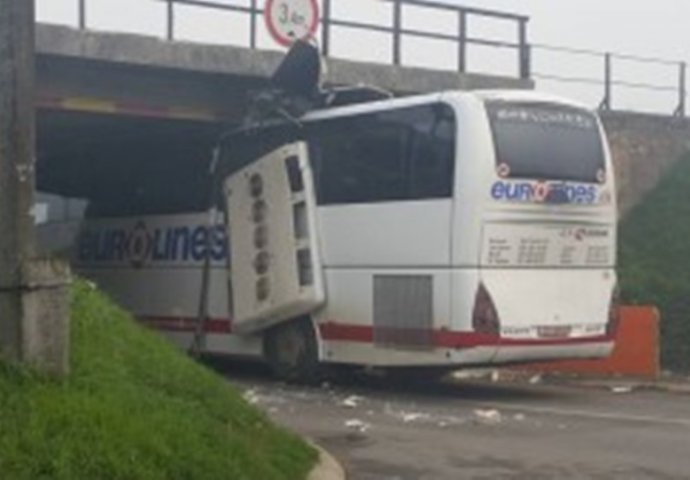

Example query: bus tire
[263,317,321,384]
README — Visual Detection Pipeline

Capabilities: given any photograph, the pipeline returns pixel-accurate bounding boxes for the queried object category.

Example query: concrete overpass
[35,23,532,200]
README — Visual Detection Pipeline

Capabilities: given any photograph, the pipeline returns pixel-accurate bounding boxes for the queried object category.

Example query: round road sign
[265,0,320,47]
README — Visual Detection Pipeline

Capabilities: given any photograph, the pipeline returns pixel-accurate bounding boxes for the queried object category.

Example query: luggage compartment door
[224,142,325,334]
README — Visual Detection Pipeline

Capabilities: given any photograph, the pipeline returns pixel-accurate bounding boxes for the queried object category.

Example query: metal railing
[72,0,532,79]
[61,1,690,116]
[532,44,687,117]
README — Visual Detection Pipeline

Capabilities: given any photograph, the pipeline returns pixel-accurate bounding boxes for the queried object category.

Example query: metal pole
[78,0,86,29]
[518,18,530,79]
[321,0,331,57]
[458,10,467,73]
[599,53,612,111]
[0,0,37,360]
[392,0,402,66]
[674,61,686,118]
[249,0,257,49]
[166,0,174,41]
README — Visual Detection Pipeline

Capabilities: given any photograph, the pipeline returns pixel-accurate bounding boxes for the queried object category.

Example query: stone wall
[602,112,690,217]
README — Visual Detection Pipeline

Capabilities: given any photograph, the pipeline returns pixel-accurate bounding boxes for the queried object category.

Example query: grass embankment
[0,280,316,479]
[619,156,690,372]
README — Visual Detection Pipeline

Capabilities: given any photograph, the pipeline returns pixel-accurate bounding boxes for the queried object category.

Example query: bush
[619,156,690,372]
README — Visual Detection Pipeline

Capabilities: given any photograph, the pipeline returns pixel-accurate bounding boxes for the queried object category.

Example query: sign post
[265,0,320,47]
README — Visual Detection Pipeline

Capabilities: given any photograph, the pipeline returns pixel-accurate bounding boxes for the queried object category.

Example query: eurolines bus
[74,90,618,382]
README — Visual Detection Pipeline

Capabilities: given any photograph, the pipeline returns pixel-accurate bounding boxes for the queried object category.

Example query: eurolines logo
[77,221,228,268]
[491,180,598,205]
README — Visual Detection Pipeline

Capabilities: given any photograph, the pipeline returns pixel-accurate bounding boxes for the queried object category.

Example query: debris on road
[529,374,542,385]
[450,369,493,381]
[341,395,364,408]
[611,386,634,394]
[513,413,526,422]
[474,408,502,425]
[400,411,431,423]
[243,388,260,405]
[345,419,371,433]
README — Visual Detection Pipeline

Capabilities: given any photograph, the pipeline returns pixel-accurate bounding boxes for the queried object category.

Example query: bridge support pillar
[0,0,70,376]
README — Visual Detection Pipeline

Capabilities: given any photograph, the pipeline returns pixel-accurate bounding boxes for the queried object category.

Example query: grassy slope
[619,156,690,372]
[0,281,316,480]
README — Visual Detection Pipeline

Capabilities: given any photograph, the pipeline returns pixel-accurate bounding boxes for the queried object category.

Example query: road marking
[464,400,690,428]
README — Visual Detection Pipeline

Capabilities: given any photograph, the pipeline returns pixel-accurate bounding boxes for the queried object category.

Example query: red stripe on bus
[318,322,613,348]
[140,316,613,348]
[140,316,232,334]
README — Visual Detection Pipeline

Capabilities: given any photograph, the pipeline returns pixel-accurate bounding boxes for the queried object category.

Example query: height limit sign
[265,0,320,47]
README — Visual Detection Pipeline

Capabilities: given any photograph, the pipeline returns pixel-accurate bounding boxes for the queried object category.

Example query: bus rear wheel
[263,317,321,384]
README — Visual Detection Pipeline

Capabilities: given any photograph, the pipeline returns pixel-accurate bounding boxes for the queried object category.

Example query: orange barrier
[522,306,660,379]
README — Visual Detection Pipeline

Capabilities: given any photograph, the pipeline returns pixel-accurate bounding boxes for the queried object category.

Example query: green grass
[619,155,690,372]
[0,280,317,480]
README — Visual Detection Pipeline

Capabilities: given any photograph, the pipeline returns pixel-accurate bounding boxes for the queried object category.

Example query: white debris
[529,374,542,385]
[474,409,502,425]
[242,389,260,405]
[344,419,370,433]
[340,395,364,408]
[513,413,526,422]
[611,386,634,394]
[400,412,430,423]
[438,421,448,428]
[451,369,493,380]
[491,370,501,382]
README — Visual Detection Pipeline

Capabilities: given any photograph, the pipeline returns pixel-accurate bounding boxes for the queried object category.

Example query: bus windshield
[486,101,605,183]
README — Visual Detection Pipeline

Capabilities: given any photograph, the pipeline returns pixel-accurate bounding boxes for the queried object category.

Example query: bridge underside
[37,109,219,202]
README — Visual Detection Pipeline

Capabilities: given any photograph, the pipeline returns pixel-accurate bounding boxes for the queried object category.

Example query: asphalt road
[218,364,690,480]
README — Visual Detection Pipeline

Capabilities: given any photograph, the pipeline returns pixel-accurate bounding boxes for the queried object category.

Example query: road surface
[218,364,690,479]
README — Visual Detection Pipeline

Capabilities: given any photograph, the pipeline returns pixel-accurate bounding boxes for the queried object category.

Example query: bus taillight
[607,286,621,337]
[473,284,500,335]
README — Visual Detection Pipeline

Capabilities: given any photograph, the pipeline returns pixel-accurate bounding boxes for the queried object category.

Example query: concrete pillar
[0,0,70,376]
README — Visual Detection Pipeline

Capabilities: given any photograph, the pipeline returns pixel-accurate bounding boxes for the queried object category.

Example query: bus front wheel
[263,317,321,384]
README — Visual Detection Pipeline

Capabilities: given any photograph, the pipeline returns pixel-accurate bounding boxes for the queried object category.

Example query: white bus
[73,89,618,381]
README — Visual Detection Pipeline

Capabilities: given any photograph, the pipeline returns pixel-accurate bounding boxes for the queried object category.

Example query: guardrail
[72,0,531,79]
[59,1,690,116]
[532,44,687,117]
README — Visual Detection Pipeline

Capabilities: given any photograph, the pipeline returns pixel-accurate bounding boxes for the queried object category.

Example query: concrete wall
[602,112,690,217]
[36,24,533,124]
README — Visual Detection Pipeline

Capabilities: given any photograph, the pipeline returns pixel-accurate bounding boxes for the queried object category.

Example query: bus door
[223,141,326,335]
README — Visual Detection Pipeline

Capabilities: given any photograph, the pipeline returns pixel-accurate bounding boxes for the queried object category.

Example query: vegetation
[0,280,316,479]
[619,155,690,372]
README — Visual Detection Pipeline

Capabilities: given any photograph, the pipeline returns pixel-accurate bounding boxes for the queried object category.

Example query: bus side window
[407,104,456,200]
[309,103,456,206]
